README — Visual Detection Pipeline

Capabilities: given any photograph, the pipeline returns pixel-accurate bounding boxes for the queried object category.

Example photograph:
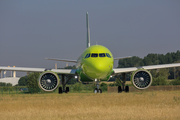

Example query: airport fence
[108,85,180,93]
[0,85,108,95]
[1,85,180,95]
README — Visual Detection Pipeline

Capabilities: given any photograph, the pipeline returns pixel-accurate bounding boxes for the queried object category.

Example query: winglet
[86,12,90,48]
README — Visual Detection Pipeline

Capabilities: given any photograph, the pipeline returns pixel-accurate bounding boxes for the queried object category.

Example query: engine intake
[38,71,60,92]
[131,69,152,90]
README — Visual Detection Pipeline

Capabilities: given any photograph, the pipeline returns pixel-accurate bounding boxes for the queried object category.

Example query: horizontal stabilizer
[114,56,132,60]
[45,58,77,63]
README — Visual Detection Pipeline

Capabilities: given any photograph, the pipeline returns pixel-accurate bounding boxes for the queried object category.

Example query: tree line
[118,50,180,79]
[0,82,12,86]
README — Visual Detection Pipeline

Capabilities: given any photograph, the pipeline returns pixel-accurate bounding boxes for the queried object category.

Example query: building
[0,77,20,86]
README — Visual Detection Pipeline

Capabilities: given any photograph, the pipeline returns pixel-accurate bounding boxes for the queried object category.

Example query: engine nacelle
[38,71,60,92]
[131,69,152,90]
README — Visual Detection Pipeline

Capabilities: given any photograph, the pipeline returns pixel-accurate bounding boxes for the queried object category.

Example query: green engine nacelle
[131,69,153,90]
[38,71,60,92]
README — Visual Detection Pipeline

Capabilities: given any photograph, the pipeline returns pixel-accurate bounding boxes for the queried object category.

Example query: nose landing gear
[94,80,102,93]
[94,88,102,93]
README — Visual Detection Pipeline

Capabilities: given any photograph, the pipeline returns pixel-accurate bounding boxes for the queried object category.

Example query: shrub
[100,83,108,91]
[27,72,40,93]
[73,83,83,92]
[152,76,167,86]
[169,77,180,85]
[100,83,107,87]
[18,76,28,86]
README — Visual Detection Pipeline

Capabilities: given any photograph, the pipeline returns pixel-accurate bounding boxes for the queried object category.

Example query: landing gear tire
[94,88,98,93]
[58,87,62,94]
[125,86,129,92]
[99,89,102,93]
[94,88,102,93]
[118,86,122,93]
[66,87,69,93]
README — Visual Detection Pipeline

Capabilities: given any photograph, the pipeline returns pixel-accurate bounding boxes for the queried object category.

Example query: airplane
[1,12,180,93]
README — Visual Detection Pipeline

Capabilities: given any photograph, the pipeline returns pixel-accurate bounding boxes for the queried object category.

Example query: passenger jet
[1,12,180,93]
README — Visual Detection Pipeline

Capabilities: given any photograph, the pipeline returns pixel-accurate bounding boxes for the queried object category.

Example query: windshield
[91,53,98,57]
[85,53,90,58]
[106,53,111,58]
[84,53,111,58]
[99,53,106,57]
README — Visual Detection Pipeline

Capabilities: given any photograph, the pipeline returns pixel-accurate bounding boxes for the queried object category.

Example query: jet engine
[38,71,60,92]
[131,69,152,90]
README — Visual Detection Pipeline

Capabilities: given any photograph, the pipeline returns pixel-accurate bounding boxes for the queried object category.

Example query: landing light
[75,76,78,79]
[110,76,112,78]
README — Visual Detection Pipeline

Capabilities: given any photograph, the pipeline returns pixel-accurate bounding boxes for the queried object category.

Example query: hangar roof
[0,77,20,86]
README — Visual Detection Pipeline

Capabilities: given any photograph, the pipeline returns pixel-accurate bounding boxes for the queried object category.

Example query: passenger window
[85,53,90,58]
[99,53,106,57]
[106,53,111,58]
[91,53,98,57]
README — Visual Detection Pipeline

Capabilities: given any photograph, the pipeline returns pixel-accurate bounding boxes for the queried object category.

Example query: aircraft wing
[0,66,76,74]
[45,58,77,63]
[113,63,180,74]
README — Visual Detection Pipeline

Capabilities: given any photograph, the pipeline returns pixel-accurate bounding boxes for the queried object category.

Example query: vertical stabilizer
[86,12,90,48]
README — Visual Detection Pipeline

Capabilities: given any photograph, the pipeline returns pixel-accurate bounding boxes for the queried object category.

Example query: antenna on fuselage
[96,41,98,45]
[86,12,90,48]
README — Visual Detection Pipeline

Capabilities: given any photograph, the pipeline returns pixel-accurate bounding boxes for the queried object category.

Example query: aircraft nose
[84,60,113,79]
[93,63,108,73]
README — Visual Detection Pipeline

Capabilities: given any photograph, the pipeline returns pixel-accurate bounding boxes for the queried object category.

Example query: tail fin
[86,12,90,48]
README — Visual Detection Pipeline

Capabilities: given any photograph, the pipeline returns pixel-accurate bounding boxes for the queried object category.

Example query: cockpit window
[99,53,106,57]
[85,53,90,58]
[91,53,98,57]
[85,53,111,58]
[106,53,111,58]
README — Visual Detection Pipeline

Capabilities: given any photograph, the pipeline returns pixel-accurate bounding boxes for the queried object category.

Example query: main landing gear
[58,86,69,93]
[118,86,129,93]
[58,74,73,94]
[94,80,102,93]
[116,73,129,93]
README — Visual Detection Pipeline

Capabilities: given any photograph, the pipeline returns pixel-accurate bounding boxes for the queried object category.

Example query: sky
[0,0,180,77]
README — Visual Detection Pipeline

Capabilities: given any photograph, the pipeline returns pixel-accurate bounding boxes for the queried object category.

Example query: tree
[118,50,180,80]
[143,56,153,65]
[156,68,170,79]
[27,72,40,93]
[152,76,167,86]
[174,61,180,78]
[62,65,76,69]
[151,68,169,86]
[6,83,12,86]
[0,82,6,86]
[18,76,28,86]
[118,56,143,68]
